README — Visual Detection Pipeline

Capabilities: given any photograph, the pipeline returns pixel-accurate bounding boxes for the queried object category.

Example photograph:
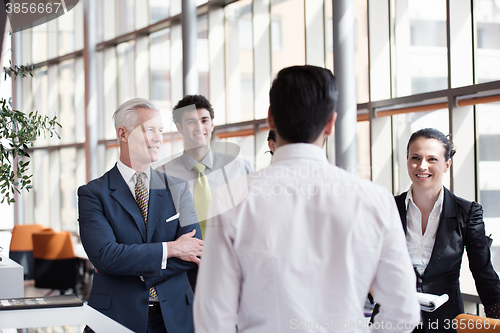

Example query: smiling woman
[375,128,500,332]
[406,129,454,208]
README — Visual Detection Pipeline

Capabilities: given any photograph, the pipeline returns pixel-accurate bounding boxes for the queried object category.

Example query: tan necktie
[135,172,157,300]
[193,163,212,237]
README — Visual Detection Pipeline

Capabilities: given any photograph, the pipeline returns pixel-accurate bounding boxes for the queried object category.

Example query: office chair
[9,224,45,279]
[455,313,500,332]
[32,229,79,295]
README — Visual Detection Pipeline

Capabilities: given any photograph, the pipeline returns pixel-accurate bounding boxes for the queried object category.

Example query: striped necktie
[193,163,212,237]
[135,172,158,300]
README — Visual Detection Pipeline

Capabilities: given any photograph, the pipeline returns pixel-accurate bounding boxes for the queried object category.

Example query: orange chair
[9,224,45,279]
[32,229,79,295]
[455,314,500,332]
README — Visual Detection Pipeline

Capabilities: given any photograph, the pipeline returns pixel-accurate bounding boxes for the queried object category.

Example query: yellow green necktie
[193,163,212,237]
[135,172,157,300]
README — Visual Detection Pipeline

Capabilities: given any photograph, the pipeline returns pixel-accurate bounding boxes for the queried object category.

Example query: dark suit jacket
[395,187,500,332]
[78,165,201,333]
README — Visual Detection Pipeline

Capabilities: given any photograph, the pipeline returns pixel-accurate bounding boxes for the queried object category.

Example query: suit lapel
[109,165,147,242]
[395,193,408,234]
[146,169,175,243]
[424,187,458,275]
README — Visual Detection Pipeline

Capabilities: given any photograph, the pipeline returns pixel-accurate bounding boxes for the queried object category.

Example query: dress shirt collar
[116,160,151,188]
[405,184,444,212]
[271,143,329,164]
[181,148,214,172]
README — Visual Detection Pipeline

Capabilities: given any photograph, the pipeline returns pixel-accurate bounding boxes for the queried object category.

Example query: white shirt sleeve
[371,191,421,332]
[161,242,168,269]
[194,215,241,333]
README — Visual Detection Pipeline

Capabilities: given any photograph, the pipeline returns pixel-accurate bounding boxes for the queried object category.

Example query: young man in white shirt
[194,65,420,333]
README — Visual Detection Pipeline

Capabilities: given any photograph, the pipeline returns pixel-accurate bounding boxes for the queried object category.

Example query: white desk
[0,304,133,332]
[0,255,23,299]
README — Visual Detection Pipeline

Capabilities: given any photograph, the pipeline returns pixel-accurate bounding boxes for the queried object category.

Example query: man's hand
[167,229,204,265]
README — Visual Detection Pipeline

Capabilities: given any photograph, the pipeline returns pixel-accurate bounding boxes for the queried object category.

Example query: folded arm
[146,176,203,288]
[465,201,500,316]
[78,180,202,282]
[78,185,164,276]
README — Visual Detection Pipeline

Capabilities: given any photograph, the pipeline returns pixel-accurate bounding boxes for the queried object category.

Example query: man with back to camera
[156,94,253,238]
[194,65,421,332]
[78,98,203,333]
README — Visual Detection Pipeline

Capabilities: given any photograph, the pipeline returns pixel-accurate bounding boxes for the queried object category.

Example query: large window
[325,0,370,103]
[5,5,500,310]
[117,41,136,104]
[475,0,500,83]
[150,29,172,112]
[59,60,76,144]
[225,0,254,123]
[118,0,135,36]
[60,148,77,232]
[150,0,170,24]
[271,0,305,78]
[198,14,209,98]
[357,121,371,180]
[394,0,448,96]
[58,7,76,56]
[477,103,500,271]
[32,68,49,147]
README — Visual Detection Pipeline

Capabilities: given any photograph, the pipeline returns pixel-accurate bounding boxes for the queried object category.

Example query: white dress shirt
[405,185,444,276]
[194,143,420,333]
[116,160,168,270]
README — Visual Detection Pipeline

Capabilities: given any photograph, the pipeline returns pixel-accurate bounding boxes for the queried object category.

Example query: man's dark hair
[267,129,276,142]
[173,94,215,124]
[269,65,338,143]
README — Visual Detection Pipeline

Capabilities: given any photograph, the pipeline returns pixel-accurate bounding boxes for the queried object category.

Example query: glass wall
[477,103,500,269]
[198,14,209,98]
[150,29,172,111]
[150,0,170,24]
[325,0,370,103]
[270,0,305,78]
[117,41,136,104]
[357,121,371,180]
[393,0,448,96]
[225,0,254,123]
[59,61,76,144]
[475,0,500,83]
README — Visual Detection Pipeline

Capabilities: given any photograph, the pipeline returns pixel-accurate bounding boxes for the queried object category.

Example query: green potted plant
[0,61,60,204]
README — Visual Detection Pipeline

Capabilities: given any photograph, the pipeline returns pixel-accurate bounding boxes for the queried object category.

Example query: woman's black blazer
[395,187,500,331]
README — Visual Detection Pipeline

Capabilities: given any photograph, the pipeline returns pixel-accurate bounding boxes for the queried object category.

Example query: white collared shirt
[194,143,420,333]
[116,160,151,198]
[116,160,168,271]
[405,185,444,276]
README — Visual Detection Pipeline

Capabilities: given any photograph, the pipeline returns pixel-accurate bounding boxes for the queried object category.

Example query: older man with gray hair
[78,98,202,333]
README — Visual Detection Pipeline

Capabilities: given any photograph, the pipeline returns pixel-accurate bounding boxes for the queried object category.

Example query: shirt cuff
[161,242,168,269]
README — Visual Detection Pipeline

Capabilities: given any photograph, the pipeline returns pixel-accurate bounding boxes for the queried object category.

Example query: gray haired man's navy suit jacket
[78,164,201,333]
